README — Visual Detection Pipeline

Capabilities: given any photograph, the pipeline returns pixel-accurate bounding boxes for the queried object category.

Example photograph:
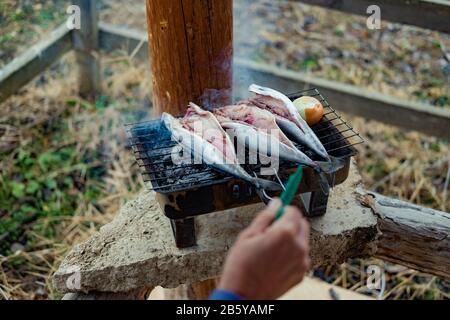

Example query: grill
[126,88,363,247]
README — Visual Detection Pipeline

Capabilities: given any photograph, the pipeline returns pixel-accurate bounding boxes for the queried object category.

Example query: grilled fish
[246,84,343,172]
[220,121,330,195]
[162,104,281,191]
[213,104,319,170]
[213,104,330,194]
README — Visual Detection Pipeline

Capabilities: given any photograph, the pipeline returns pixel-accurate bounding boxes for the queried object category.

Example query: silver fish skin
[248,84,330,161]
[213,104,296,148]
[220,121,320,170]
[162,111,280,191]
[213,104,335,174]
[214,103,318,165]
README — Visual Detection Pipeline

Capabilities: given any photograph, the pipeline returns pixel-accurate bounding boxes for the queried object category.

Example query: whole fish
[162,104,281,191]
[213,103,330,193]
[247,84,343,172]
[213,104,320,170]
[220,121,330,195]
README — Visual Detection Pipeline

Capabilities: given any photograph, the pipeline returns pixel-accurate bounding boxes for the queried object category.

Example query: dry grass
[317,258,450,300]
[0,0,70,67]
[350,115,450,212]
[0,51,149,300]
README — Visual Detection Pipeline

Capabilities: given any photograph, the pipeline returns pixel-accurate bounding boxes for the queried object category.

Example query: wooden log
[145,0,233,116]
[293,0,450,34]
[189,278,219,300]
[0,24,72,104]
[359,190,450,279]
[73,0,100,99]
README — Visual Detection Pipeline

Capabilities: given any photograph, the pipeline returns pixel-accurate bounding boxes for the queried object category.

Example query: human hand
[218,198,310,299]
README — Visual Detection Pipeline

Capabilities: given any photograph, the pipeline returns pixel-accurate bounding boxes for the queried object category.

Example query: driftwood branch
[359,190,450,279]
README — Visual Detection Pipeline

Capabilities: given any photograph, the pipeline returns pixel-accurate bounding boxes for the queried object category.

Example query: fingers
[269,205,303,235]
[225,201,311,299]
[297,215,310,247]
[267,205,310,254]
[239,198,281,238]
[239,200,310,245]
[253,198,282,229]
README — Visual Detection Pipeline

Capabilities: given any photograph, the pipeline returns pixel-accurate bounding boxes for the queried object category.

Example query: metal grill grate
[126,88,364,193]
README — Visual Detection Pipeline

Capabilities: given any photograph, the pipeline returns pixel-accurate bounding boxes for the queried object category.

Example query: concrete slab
[53,160,377,294]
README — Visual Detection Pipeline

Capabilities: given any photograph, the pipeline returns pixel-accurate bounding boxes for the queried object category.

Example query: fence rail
[294,0,450,34]
[0,24,72,103]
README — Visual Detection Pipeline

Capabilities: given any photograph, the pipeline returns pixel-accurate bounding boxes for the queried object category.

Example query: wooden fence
[294,0,450,34]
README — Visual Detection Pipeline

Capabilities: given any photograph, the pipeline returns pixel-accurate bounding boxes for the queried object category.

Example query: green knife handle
[274,166,303,221]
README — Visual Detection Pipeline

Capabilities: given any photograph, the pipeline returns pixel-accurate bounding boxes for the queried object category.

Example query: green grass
[0,1,69,66]
[291,57,321,71]
[0,107,107,255]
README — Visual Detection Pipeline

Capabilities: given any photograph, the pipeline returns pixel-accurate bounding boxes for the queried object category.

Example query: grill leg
[170,218,196,248]
[302,190,328,217]
[307,189,329,217]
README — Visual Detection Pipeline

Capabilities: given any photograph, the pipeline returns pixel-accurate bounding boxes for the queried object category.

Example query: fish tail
[161,112,173,129]
[252,177,282,191]
[317,156,345,173]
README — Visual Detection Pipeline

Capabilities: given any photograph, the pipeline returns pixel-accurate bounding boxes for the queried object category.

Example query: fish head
[186,102,209,116]
[249,84,308,130]
[249,84,293,110]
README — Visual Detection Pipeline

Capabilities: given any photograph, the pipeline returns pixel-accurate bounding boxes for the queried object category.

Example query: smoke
[199,0,272,110]
[198,88,232,110]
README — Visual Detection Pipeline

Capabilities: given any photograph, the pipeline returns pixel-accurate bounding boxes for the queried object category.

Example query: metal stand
[301,189,329,217]
[170,218,196,248]
[166,189,329,247]
[309,190,329,216]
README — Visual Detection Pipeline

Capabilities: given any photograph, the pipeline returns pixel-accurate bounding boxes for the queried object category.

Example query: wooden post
[145,0,233,116]
[145,0,232,299]
[73,0,100,99]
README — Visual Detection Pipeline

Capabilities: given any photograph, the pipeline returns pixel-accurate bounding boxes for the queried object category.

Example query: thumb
[269,205,303,235]
[242,198,282,238]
